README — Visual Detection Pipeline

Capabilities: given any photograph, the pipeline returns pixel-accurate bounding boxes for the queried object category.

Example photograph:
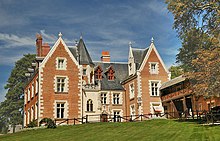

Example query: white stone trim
[137,70,143,114]
[54,75,69,93]
[40,36,79,69]
[56,57,67,70]
[149,62,159,74]
[149,80,161,97]
[139,42,169,74]
[54,100,69,119]
[150,102,163,114]
[129,82,135,99]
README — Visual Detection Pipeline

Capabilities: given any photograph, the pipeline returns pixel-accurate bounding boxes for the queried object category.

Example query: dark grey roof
[68,39,94,65]
[94,62,128,90]
[160,75,186,90]
[132,47,149,69]
[77,39,94,65]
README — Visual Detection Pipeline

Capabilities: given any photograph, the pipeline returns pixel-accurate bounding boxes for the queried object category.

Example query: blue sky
[0,0,181,102]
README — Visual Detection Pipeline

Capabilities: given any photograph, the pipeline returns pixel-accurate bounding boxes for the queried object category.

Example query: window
[56,57,66,70]
[108,70,114,80]
[31,106,34,121]
[129,83,134,99]
[31,83,34,98]
[107,66,115,80]
[150,62,158,74]
[83,68,87,76]
[56,103,65,118]
[101,93,107,104]
[28,88,30,101]
[95,66,102,80]
[113,111,120,122]
[151,81,159,96]
[130,105,135,116]
[35,79,38,94]
[129,63,132,71]
[24,90,27,104]
[35,103,38,120]
[113,94,120,104]
[56,77,66,92]
[87,99,93,111]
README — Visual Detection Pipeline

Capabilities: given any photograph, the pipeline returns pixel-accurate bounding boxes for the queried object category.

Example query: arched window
[87,99,93,111]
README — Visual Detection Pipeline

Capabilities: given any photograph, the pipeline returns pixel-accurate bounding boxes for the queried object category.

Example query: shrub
[40,118,56,129]
[27,120,37,128]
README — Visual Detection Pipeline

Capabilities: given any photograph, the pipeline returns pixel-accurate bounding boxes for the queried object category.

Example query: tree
[166,0,220,97]
[169,65,183,79]
[0,54,35,132]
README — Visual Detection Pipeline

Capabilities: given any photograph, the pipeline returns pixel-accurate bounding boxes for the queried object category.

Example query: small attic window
[107,66,115,81]
[95,66,102,80]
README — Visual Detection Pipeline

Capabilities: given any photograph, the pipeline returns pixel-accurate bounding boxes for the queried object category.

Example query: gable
[40,36,79,68]
[138,43,169,74]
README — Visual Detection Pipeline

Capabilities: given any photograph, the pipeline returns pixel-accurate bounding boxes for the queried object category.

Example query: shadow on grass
[173,118,206,124]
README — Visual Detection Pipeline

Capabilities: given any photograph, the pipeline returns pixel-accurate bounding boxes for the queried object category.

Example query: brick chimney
[36,34,50,57]
[101,51,110,62]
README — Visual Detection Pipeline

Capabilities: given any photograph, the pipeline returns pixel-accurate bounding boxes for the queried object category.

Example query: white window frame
[86,99,93,112]
[113,93,120,105]
[113,111,121,122]
[149,62,158,74]
[130,104,135,117]
[56,103,65,119]
[101,93,107,104]
[35,78,38,94]
[129,83,135,99]
[56,57,67,70]
[149,80,160,96]
[35,103,38,120]
[83,68,87,76]
[31,83,34,98]
[55,76,68,93]
[28,88,30,102]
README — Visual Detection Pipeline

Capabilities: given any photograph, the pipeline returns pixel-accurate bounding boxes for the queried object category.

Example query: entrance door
[100,114,108,122]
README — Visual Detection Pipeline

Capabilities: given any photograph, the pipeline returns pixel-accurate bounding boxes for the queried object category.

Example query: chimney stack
[36,34,50,57]
[101,51,110,63]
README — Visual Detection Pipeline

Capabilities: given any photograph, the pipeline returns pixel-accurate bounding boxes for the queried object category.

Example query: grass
[1,119,220,141]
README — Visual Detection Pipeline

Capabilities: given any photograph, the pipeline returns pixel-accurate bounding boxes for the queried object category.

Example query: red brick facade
[24,34,170,126]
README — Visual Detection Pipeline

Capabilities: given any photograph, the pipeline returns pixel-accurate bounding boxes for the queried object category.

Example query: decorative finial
[129,41,132,47]
[151,37,154,43]
[58,32,62,37]
[80,32,83,39]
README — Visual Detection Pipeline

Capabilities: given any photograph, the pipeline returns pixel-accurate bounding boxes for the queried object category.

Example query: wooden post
[141,114,143,121]
[74,118,76,125]
[86,115,88,123]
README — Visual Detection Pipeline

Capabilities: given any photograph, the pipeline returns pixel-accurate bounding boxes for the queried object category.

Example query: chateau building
[24,33,170,126]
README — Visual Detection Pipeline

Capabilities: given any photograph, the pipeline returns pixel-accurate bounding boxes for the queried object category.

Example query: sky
[0,0,181,102]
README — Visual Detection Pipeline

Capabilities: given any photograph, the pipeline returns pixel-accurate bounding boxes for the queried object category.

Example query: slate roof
[131,47,149,69]
[68,38,94,65]
[94,62,128,90]
[160,75,186,90]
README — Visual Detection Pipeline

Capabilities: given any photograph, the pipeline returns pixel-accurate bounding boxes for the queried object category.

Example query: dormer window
[150,62,158,74]
[83,68,87,76]
[95,66,102,80]
[107,66,115,81]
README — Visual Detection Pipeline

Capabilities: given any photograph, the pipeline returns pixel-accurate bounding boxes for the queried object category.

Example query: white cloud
[0,33,34,49]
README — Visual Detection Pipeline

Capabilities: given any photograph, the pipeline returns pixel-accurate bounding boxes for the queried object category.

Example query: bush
[27,120,37,128]
[40,118,56,129]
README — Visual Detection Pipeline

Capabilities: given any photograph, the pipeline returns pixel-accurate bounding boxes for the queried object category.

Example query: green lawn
[1,119,220,141]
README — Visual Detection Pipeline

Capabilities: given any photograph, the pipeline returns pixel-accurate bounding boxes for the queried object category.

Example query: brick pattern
[40,41,80,121]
